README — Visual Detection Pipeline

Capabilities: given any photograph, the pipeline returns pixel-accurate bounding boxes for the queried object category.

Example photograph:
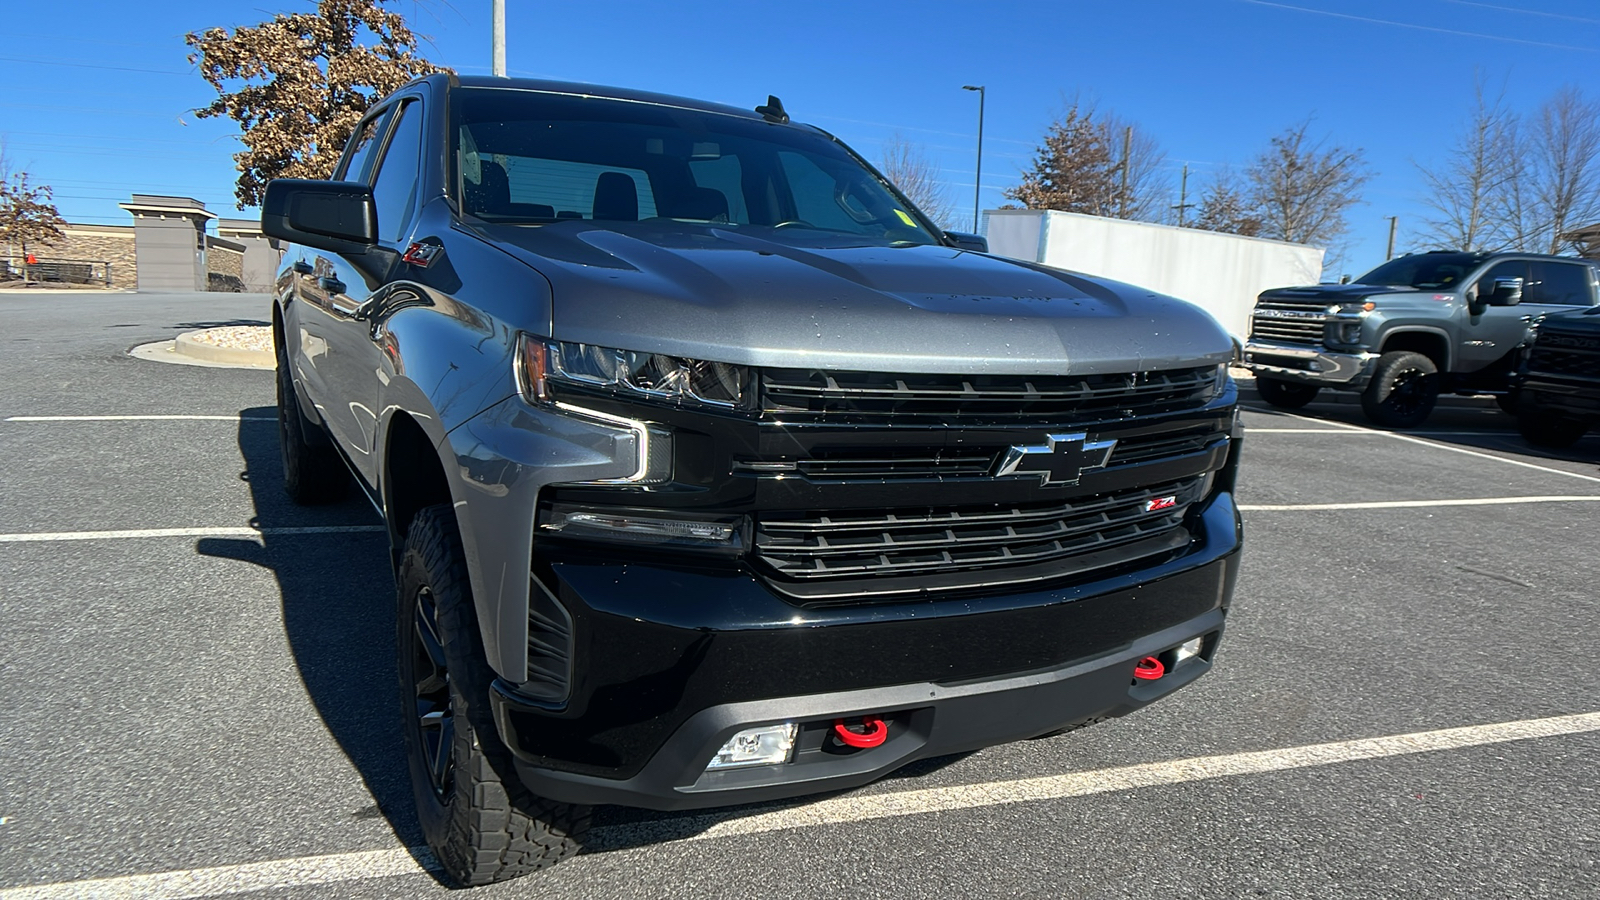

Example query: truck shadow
[193,408,423,855]
[196,406,976,864]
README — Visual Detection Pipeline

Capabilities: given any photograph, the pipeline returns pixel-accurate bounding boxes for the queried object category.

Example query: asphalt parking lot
[3,290,1598,899]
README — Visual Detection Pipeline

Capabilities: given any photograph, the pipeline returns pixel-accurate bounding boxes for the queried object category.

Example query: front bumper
[1243,340,1376,387]
[1518,374,1600,425]
[489,490,1241,811]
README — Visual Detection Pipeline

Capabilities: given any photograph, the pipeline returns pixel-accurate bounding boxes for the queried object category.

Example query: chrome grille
[753,477,1204,591]
[760,366,1220,422]
[1251,298,1330,345]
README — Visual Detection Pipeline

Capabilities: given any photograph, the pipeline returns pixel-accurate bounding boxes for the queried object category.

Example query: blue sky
[4,0,1599,274]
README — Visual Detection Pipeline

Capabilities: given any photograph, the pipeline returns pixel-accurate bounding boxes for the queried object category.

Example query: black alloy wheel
[1361,351,1440,428]
[409,585,454,798]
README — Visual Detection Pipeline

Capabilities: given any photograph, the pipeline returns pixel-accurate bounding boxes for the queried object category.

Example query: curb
[173,331,275,368]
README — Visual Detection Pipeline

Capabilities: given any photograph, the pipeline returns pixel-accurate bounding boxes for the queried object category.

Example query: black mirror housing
[944,231,988,253]
[262,179,378,254]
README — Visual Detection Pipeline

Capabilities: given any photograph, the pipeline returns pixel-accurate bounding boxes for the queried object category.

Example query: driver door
[1457,260,1535,372]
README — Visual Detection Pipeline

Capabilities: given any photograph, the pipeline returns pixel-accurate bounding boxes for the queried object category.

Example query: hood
[1261,283,1422,301]
[481,221,1232,376]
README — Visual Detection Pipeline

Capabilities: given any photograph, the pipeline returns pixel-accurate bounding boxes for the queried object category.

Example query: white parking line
[3,415,274,422]
[1239,495,1600,511]
[4,711,1597,900]
[1243,407,1600,485]
[0,526,384,544]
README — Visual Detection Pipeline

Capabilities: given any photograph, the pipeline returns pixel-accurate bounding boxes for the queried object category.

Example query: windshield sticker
[893,209,917,227]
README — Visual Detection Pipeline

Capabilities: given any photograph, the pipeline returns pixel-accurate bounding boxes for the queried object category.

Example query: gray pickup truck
[262,73,1243,886]
[1242,251,1600,427]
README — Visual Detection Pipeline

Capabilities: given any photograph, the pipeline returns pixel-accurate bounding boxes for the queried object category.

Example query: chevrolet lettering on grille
[995,432,1118,486]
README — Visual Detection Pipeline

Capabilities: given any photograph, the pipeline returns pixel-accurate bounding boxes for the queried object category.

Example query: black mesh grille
[753,476,1205,595]
[1527,335,1600,379]
[760,365,1220,422]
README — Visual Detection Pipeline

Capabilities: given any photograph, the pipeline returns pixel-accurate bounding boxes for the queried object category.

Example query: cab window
[1528,261,1594,306]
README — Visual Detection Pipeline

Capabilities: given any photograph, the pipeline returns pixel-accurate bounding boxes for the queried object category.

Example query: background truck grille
[1527,334,1600,379]
[761,365,1220,422]
[753,476,1205,598]
[1250,298,1330,345]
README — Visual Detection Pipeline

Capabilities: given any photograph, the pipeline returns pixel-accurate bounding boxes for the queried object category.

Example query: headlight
[518,335,751,409]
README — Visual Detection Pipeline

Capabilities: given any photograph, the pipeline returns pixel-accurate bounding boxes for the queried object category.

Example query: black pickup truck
[263,73,1243,886]
[1513,307,1600,448]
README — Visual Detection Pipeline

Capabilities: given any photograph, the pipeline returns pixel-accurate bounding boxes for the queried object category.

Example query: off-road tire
[398,504,589,886]
[1516,413,1588,449]
[1360,351,1440,428]
[276,336,347,503]
[1255,376,1321,410]
[1495,390,1521,416]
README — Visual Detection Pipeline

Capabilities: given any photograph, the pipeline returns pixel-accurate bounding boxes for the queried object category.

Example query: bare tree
[1246,120,1372,248]
[877,134,955,230]
[1415,77,1516,251]
[1190,168,1263,237]
[0,167,68,273]
[1005,98,1167,221]
[1531,86,1600,254]
[186,0,449,209]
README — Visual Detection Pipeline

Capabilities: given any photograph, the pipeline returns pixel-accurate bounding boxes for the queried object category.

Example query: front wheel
[1360,351,1440,428]
[1517,413,1588,449]
[398,505,588,886]
[1255,376,1321,410]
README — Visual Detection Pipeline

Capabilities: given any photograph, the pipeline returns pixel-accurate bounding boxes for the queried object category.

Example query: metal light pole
[492,0,506,77]
[962,85,985,233]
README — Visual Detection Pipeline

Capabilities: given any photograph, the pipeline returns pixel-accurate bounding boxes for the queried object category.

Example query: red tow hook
[1133,656,1166,681]
[833,717,889,748]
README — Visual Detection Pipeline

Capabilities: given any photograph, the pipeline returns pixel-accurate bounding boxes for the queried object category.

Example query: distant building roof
[119,195,217,220]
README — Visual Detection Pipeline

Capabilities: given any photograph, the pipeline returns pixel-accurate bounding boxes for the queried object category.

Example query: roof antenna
[755,95,789,124]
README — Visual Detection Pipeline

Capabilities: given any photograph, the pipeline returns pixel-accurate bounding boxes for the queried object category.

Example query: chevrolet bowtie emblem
[996,432,1118,486]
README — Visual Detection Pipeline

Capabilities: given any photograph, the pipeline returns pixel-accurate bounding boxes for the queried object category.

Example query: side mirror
[1489,276,1524,306]
[261,179,377,255]
[944,231,988,253]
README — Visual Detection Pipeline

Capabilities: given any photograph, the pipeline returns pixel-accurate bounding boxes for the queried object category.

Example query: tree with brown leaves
[1005,99,1166,221]
[1246,120,1371,249]
[0,170,68,272]
[186,0,449,209]
[1191,168,1263,238]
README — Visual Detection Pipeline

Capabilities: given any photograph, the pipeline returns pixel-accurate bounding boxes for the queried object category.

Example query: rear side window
[1528,261,1594,305]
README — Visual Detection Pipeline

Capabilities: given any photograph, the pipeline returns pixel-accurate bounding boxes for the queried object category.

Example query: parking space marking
[1239,495,1600,512]
[1248,428,1506,436]
[3,415,274,422]
[0,526,384,544]
[4,710,1597,900]
[1243,407,1600,485]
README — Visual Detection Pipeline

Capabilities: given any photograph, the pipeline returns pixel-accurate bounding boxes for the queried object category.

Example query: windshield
[1354,253,1487,289]
[449,87,939,246]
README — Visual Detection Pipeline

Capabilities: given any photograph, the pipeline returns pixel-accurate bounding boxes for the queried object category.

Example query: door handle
[1520,315,1533,323]
[319,276,347,294]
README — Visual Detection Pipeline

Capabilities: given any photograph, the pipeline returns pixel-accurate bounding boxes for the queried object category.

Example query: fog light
[1176,637,1204,663]
[539,504,745,551]
[706,723,797,771]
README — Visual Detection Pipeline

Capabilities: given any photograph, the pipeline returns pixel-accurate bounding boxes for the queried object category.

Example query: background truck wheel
[275,341,347,504]
[1495,390,1521,416]
[397,504,589,886]
[1360,351,1439,428]
[1254,376,1321,409]
[1516,413,1588,449]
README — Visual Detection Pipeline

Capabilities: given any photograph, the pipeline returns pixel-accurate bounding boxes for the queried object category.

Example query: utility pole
[1117,126,1132,219]
[962,85,985,234]
[1171,164,1194,228]
[1386,215,1398,259]
[492,0,506,77]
